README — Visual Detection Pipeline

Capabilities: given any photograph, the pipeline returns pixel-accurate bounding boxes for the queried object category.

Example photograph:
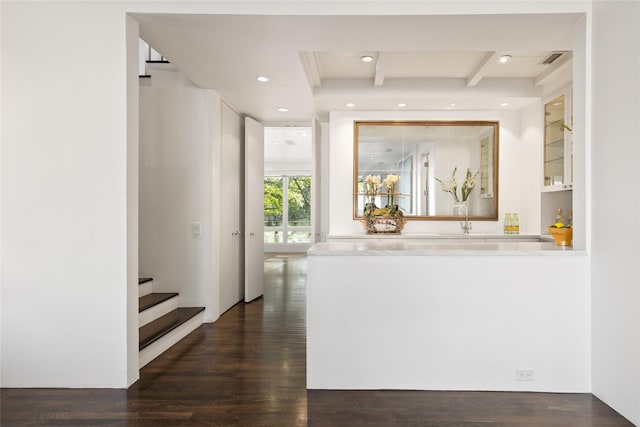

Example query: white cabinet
[543,86,573,192]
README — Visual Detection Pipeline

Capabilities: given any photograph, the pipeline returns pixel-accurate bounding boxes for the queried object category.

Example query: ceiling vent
[540,51,568,65]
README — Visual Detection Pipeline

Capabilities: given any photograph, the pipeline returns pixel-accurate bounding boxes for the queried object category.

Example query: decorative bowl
[548,226,573,246]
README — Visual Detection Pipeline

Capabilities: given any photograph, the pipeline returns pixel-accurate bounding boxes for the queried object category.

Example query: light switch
[191,222,202,236]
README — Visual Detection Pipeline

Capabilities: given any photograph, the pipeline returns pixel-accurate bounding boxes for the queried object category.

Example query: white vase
[452,200,469,216]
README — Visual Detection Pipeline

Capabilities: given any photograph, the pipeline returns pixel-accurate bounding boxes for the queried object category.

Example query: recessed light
[277,107,288,112]
[449,102,457,107]
[346,102,355,108]
[499,55,512,64]
[500,102,510,107]
[361,55,374,63]
[398,103,407,108]
[257,76,269,82]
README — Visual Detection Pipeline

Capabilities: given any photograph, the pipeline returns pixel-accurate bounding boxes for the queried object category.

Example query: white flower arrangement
[382,174,400,207]
[364,174,381,205]
[461,168,479,202]
[362,173,402,217]
[435,167,479,203]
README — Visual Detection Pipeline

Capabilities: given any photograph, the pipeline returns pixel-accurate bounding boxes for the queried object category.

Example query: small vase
[452,200,469,216]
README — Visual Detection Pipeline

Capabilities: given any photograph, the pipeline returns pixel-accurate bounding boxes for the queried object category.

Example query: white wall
[520,102,543,234]
[1,2,131,387]
[591,2,640,425]
[320,122,331,242]
[571,14,589,252]
[126,14,141,387]
[329,110,536,236]
[308,253,590,392]
[139,69,219,322]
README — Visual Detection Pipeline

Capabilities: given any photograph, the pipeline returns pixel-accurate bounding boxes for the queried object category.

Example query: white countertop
[308,239,584,256]
[328,233,551,241]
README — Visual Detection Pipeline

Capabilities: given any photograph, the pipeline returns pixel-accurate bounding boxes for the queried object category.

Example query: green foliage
[264,177,283,226]
[263,176,311,227]
[288,176,311,226]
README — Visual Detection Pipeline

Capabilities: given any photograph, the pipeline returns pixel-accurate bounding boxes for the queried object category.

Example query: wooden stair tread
[139,278,153,285]
[139,307,205,351]
[139,292,179,312]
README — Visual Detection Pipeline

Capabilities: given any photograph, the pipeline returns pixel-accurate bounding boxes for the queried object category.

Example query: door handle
[249,232,255,236]
[232,231,241,236]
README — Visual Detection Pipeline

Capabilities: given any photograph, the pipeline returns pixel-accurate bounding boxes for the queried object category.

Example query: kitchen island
[306,238,589,392]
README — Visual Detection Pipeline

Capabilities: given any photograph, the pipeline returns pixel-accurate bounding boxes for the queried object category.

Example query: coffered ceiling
[134,13,579,122]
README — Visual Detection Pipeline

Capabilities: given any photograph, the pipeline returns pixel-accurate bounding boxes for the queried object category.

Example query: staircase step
[139,307,205,351]
[138,278,153,297]
[138,307,205,368]
[139,292,179,327]
[139,292,178,313]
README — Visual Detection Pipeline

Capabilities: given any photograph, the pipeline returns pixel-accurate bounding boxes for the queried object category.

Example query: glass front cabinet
[543,86,573,191]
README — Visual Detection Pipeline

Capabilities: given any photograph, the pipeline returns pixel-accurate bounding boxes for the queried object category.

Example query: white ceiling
[134,13,579,122]
[264,127,312,167]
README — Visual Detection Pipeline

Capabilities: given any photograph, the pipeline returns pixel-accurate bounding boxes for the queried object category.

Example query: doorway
[263,127,313,253]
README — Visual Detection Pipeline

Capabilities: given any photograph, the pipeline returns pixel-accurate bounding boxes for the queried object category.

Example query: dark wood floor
[1,254,634,426]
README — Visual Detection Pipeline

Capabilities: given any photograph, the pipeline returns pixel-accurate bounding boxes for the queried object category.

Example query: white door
[220,104,244,312]
[244,116,264,302]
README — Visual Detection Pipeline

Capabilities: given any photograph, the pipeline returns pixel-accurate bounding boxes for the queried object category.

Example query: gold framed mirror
[354,120,499,221]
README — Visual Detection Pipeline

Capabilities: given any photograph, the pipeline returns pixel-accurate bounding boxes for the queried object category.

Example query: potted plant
[361,174,406,234]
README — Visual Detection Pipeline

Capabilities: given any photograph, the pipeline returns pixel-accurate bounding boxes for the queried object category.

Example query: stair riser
[139,297,179,328]
[139,281,153,298]
[139,312,204,368]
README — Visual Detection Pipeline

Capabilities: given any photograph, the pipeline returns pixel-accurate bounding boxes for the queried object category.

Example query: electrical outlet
[515,370,534,381]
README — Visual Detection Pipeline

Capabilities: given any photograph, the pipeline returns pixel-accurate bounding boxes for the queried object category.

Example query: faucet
[459,204,472,235]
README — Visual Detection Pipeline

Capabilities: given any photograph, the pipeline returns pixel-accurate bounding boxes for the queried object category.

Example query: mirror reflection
[354,121,499,220]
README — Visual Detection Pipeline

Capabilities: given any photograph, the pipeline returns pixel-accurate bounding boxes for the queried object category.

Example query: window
[264,175,311,244]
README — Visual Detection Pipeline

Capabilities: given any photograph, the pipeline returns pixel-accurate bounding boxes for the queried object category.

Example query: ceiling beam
[299,51,322,88]
[466,51,498,87]
[534,51,573,86]
[374,52,385,87]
